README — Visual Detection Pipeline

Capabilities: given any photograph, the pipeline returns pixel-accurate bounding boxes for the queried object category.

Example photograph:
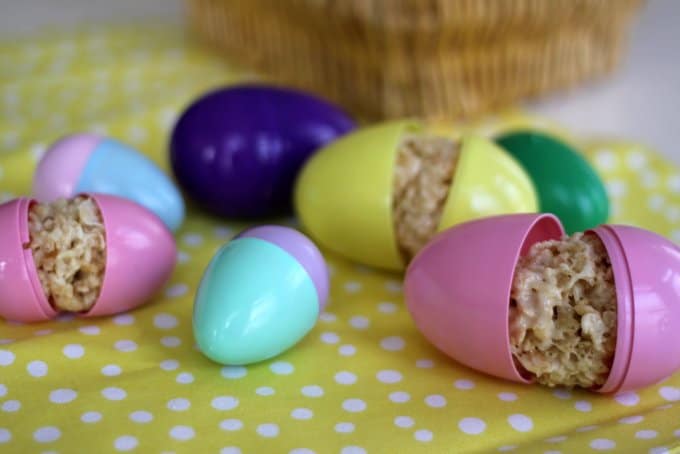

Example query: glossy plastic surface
[193,237,319,365]
[438,135,538,230]
[170,84,356,219]
[496,131,609,234]
[237,225,329,310]
[404,213,564,383]
[32,133,98,201]
[77,138,185,231]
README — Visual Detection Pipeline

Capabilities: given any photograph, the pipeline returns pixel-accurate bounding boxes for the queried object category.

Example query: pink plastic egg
[0,194,177,322]
[404,213,680,393]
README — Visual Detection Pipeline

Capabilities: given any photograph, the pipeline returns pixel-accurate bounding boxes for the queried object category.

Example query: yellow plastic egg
[294,120,538,270]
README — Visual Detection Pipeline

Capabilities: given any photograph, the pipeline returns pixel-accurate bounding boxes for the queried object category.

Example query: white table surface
[1,0,678,163]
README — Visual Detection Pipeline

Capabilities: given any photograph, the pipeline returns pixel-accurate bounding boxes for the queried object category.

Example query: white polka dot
[619,415,643,424]
[349,316,370,329]
[319,312,336,322]
[425,394,446,408]
[289,449,314,454]
[257,423,279,438]
[577,425,599,432]
[102,387,127,401]
[129,411,153,423]
[389,391,411,403]
[574,400,592,412]
[335,422,354,433]
[0,384,5,397]
[642,170,660,188]
[154,313,178,329]
[385,280,402,293]
[113,314,135,325]
[508,414,533,432]
[102,364,122,376]
[213,226,234,239]
[395,416,415,428]
[176,372,194,384]
[497,446,517,452]
[649,447,670,454]
[220,419,243,431]
[167,397,190,411]
[339,447,368,454]
[291,408,313,420]
[79,325,100,335]
[590,439,616,450]
[458,417,486,435]
[165,284,188,298]
[545,436,567,443]
[301,385,324,397]
[114,435,138,451]
[320,332,340,344]
[606,180,627,198]
[414,429,433,442]
[615,391,640,406]
[667,174,680,193]
[594,150,617,170]
[416,359,434,368]
[256,386,275,396]
[626,151,647,169]
[221,366,247,379]
[270,361,294,375]
[34,426,61,443]
[657,403,674,410]
[380,336,405,351]
[81,411,102,423]
[161,336,181,348]
[114,340,137,352]
[335,371,357,385]
[378,302,397,313]
[552,388,571,399]
[221,448,242,454]
[344,281,362,293]
[169,425,195,441]
[27,360,48,377]
[665,205,680,222]
[2,400,20,412]
[498,392,517,402]
[0,350,15,366]
[636,430,658,439]
[659,386,680,401]
[342,398,366,412]
[648,194,665,211]
[49,388,77,404]
[377,370,402,384]
[160,359,179,371]
[0,428,10,443]
[34,329,52,336]
[177,251,190,264]
[454,379,475,390]
[62,344,85,359]
[212,396,239,411]
[338,345,356,356]
[183,233,203,247]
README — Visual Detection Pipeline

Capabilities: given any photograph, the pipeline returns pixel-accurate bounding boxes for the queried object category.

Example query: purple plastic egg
[169,85,356,218]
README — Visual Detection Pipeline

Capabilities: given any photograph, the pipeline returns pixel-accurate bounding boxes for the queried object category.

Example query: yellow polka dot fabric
[1,24,680,454]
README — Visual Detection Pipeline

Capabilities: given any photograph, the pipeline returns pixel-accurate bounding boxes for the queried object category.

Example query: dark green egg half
[495,131,609,234]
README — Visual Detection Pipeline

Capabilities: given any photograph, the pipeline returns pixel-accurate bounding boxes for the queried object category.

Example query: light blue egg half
[76,138,185,231]
[193,237,319,366]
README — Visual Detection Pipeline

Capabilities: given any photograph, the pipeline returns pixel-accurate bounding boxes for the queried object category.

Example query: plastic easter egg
[193,225,329,365]
[404,213,680,393]
[294,120,538,271]
[169,85,356,219]
[33,133,185,231]
[0,194,177,322]
[495,131,609,234]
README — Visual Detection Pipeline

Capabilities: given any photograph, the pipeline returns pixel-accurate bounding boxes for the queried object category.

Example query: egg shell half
[193,226,328,366]
[295,120,538,270]
[405,213,680,393]
[0,194,177,322]
[33,133,186,231]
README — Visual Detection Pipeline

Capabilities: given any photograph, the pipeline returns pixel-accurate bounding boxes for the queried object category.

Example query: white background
[1,0,678,163]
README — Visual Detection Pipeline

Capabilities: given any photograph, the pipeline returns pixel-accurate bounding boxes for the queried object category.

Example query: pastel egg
[33,133,185,231]
[295,120,538,271]
[405,213,680,393]
[495,131,609,234]
[0,194,177,322]
[169,84,356,219]
[193,225,329,365]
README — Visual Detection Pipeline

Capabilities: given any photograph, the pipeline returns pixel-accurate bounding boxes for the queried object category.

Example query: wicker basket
[186,0,644,120]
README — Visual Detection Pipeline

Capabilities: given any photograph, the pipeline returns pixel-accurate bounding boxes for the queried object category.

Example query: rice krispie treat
[393,134,459,261]
[28,196,106,312]
[509,233,617,388]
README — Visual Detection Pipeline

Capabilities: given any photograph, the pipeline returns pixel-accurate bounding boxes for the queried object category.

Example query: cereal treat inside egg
[392,134,460,261]
[509,233,617,388]
[28,196,106,312]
